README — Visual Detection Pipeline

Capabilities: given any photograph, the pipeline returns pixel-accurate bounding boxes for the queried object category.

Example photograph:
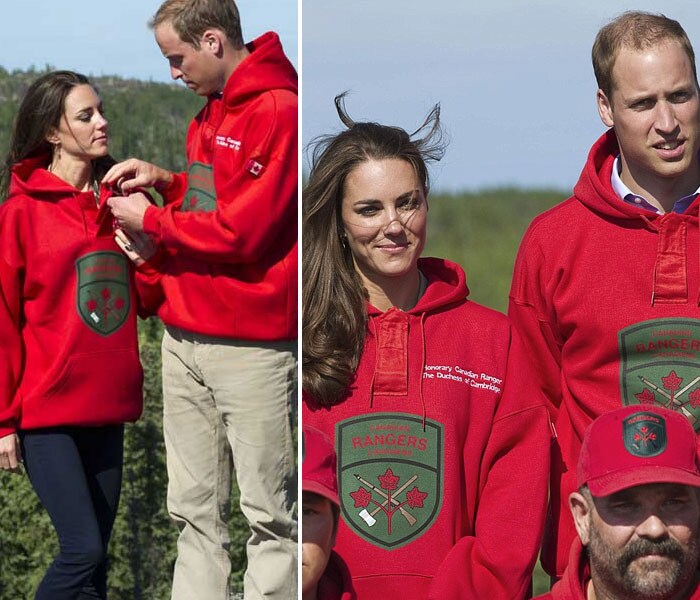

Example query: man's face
[154,21,223,96]
[575,483,700,599]
[597,41,700,197]
[302,491,337,599]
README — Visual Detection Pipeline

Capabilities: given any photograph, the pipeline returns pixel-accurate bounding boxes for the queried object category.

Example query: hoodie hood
[367,257,469,317]
[573,129,700,222]
[9,155,78,201]
[9,154,119,236]
[223,31,297,107]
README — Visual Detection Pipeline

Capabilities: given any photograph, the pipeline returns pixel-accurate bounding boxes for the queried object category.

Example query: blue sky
[3,2,700,191]
[302,0,700,191]
[0,0,297,82]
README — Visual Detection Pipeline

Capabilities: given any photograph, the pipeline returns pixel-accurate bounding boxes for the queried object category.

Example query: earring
[340,233,348,250]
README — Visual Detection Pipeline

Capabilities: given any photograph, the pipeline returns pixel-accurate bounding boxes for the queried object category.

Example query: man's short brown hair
[150,0,243,49]
[592,11,697,100]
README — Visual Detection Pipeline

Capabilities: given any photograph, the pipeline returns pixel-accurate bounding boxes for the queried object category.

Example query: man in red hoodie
[535,405,700,600]
[510,11,700,580]
[102,1,297,599]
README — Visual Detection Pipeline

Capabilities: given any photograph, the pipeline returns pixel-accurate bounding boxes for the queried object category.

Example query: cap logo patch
[623,412,667,457]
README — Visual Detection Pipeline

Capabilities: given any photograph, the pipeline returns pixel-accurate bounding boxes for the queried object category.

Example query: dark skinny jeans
[19,425,124,600]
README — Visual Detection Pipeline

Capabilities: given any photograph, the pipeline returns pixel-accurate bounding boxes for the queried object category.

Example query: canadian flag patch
[245,159,265,177]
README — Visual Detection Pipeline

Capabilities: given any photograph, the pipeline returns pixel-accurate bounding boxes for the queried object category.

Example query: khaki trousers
[162,326,297,600]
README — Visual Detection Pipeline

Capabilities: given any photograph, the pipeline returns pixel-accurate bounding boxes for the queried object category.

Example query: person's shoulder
[254,88,297,117]
[0,193,33,218]
[526,195,581,233]
[516,195,586,255]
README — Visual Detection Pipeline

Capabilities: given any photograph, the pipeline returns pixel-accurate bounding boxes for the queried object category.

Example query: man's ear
[569,491,592,546]
[597,89,615,128]
[201,29,223,54]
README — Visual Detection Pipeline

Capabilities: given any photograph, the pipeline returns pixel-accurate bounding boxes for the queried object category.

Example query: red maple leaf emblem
[689,389,700,409]
[114,297,125,310]
[350,487,372,509]
[635,388,656,404]
[101,287,112,300]
[378,468,400,491]
[662,370,683,393]
[86,299,98,312]
[406,486,428,509]
[633,425,657,445]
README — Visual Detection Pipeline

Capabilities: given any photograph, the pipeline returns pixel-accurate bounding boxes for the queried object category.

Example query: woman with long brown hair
[303,95,551,599]
[0,70,159,599]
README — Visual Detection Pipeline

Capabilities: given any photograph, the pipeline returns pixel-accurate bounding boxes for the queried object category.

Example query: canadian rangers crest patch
[336,413,443,550]
[76,251,130,336]
[619,318,700,432]
[622,412,667,458]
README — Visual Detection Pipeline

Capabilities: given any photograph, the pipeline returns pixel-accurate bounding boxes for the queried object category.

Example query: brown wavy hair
[302,93,445,405]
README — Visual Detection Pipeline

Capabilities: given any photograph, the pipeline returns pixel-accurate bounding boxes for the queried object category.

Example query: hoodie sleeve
[427,327,551,600]
[509,220,563,420]
[0,254,23,437]
[142,93,297,265]
[132,250,166,319]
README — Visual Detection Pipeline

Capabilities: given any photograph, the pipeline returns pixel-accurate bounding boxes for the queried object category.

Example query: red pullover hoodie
[305,258,551,600]
[143,31,297,340]
[510,130,700,577]
[0,156,156,438]
[317,551,357,600]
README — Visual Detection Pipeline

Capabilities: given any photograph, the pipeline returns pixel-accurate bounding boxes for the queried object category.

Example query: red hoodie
[0,156,159,438]
[304,258,551,600]
[143,31,297,340]
[534,538,700,600]
[317,551,357,600]
[509,130,700,577]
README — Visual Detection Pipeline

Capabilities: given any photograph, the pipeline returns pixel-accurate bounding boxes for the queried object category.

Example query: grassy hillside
[426,187,566,312]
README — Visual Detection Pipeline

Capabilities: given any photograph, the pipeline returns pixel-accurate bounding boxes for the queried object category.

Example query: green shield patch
[76,251,130,336]
[336,413,443,550]
[622,412,667,457]
[619,318,700,431]
[182,162,216,213]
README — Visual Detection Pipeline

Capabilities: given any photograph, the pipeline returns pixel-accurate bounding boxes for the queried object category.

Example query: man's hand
[0,432,21,473]
[107,192,153,234]
[102,158,173,193]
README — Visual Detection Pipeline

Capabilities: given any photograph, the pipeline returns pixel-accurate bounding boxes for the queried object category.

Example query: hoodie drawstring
[368,317,377,409]
[419,312,427,432]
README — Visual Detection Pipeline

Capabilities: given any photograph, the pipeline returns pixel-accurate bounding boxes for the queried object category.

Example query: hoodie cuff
[143,205,163,239]
[0,423,16,439]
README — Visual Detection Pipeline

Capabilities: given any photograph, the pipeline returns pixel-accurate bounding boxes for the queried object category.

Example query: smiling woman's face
[341,158,426,290]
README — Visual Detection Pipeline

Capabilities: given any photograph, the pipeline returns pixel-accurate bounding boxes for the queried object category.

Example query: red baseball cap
[578,404,700,497]
[302,426,339,506]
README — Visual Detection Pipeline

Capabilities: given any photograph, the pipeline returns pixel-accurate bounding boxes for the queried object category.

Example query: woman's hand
[114,228,157,267]
[0,432,22,473]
